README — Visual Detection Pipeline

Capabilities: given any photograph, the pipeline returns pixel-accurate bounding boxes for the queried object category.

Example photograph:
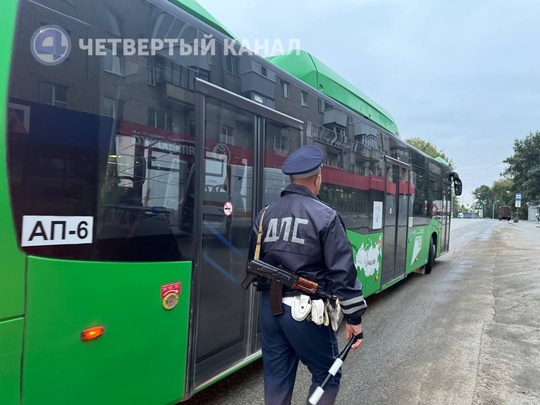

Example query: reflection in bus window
[97,133,192,262]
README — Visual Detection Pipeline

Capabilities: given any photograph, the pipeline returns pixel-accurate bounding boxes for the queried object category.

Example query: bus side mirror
[448,171,462,196]
[454,179,462,196]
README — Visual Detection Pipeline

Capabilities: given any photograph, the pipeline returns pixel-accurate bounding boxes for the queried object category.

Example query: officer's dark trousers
[260,293,340,405]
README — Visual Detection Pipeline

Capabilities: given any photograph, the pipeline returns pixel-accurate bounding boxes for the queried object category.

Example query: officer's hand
[346,323,363,352]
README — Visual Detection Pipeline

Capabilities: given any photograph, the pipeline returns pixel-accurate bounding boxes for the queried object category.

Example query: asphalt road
[183,219,540,405]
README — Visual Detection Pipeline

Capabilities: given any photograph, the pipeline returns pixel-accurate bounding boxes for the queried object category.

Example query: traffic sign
[516,193,521,201]
[223,201,233,216]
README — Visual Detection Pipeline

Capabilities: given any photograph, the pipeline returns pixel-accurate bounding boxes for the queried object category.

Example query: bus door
[190,79,302,389]
[382,157,411,285]
[440,179,451,253]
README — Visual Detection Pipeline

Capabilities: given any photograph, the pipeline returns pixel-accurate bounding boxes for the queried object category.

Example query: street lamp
[492,200,500,219]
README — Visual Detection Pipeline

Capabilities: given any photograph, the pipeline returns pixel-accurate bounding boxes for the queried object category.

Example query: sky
[196,0,540,206]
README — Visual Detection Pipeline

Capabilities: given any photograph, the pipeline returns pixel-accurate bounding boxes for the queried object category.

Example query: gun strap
[254,206,267,260]
[241,206,268,289]
[243,207,284,315]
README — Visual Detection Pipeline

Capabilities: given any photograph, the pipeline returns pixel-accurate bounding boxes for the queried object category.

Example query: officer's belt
[281,295,335,327]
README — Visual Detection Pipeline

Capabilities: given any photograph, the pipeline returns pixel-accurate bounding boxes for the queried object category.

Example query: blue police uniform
[247,145,367,405]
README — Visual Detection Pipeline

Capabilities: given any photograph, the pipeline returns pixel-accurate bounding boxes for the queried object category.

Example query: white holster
[311,299,325,326]
[326,299,343,332]
[289,295,312,321]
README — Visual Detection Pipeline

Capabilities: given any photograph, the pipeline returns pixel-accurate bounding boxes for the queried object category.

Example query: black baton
[308,332,363,405]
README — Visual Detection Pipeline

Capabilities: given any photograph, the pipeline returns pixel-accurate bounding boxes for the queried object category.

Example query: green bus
[0,0,462,404]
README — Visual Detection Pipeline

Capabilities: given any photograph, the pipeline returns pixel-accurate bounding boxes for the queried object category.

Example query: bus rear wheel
[425,239,435,274]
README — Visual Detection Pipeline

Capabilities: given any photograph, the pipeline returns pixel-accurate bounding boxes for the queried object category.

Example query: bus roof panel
[434,156,450,167]
[268,50,399,137]
[169,0,236,39]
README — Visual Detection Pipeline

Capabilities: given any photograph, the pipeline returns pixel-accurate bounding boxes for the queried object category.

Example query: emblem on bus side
[161,282,181,310]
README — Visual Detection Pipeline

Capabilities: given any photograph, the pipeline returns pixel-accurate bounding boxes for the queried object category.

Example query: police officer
[247,145,367,405]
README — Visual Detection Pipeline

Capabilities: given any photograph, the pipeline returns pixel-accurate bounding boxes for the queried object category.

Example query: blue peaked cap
[282,145,324,177]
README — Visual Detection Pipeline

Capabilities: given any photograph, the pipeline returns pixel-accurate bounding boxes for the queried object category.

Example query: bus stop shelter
[528,205,539,221]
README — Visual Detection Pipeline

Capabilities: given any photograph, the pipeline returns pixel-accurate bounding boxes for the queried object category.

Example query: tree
[503,130,540,205]
[492,178,514,206]
[472,180,515,218]
[405,137,455,168]
[472,185,493,217]
[405,137,459,216]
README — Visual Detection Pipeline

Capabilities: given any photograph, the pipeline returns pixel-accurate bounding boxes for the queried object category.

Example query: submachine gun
[241,259,335,302]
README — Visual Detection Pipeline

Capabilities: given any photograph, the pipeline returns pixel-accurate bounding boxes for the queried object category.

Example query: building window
[148,108,173,131]
[274,134,287,153]
[255,62,276,81]
[148,108,157,128]
[158,56,196,91]
[40,82,67,108]
[281,81,289,99]
[251,93,275,109]
[220,125,234,144]
[319,99,334,112]
[104,48,123,75]
[101,97,117,118]
[325,151,341,168]
[147,60,156,85]
[301,91,309,107]
[226,55,239,75]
